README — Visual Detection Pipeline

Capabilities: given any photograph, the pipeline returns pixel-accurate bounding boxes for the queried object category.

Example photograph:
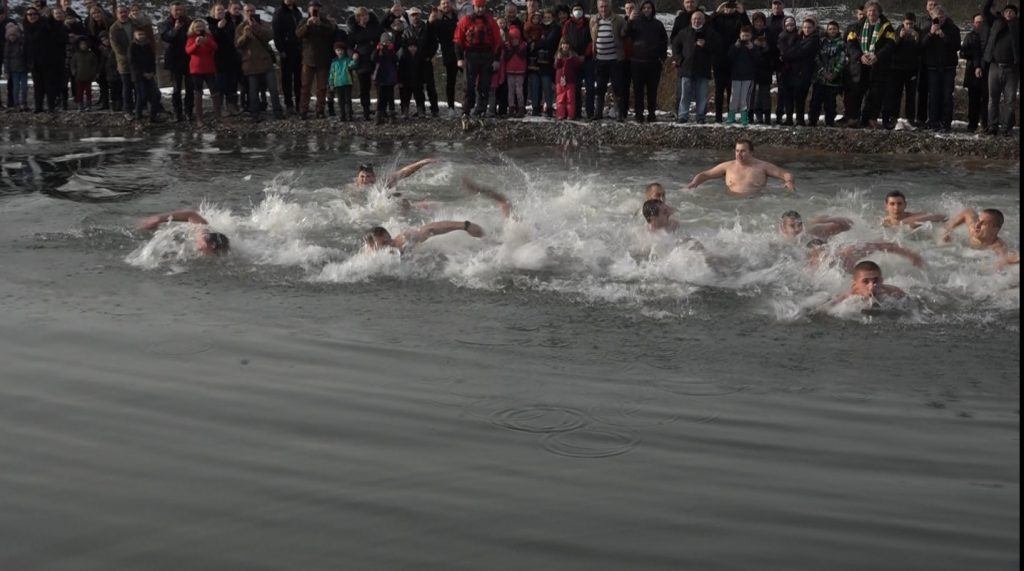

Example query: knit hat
[508,26,521,39]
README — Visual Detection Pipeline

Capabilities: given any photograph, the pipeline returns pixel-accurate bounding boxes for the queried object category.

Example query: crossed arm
[136,210,208,231]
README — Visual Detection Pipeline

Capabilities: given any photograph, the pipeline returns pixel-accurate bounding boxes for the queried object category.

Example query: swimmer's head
[364,226,393,250]
[972,208,1004,243]
[642,199,674,228]
[851,260,883,298]
[644,182,666,201]
[806,238,828,248]
[197,231,230,255]
[356,163,376,186]
[885,191,907,217]
[780,210,804,237]
[734,139,754,163]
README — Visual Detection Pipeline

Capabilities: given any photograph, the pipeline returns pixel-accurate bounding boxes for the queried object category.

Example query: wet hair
[642,199,665,222]
[885,190,906,201]
[203,232,231,253]
[853,260,881,274]
[806,238,828,248]
[357,163,375,174]
[903,11,916,21]
[781,210,802,220]
[735,138,754,151]
[981,208,1005,228]
[364,226,391,245]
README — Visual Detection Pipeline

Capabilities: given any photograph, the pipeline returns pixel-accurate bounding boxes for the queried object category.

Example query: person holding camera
[207,3,240,117]
[159,1,194,122]
[236,2,283,120]
[672,10,713,123]
[295,0,336,119]
[273,0,304,115]
[983,3,1019,136]
[921,5,959,132]
[185,19,221,123]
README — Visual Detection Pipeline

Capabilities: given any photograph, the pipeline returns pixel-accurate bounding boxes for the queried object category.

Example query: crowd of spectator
[0,0,1018,135]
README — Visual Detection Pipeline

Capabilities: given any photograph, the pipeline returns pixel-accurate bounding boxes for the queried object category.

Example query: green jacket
[814,36,846,87]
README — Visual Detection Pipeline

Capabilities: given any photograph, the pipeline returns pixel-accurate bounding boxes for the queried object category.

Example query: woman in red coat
[185,19,221,121]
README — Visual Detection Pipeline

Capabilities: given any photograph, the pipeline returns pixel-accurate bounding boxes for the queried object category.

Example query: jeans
[987,63,1019,131]
[134,77,160,119]
[9,72,29,108]
[631,60,661,120]
[529,71,554,114]
[170,70,194,118]
[280,51,302,109]
[678,76,708,121]
[120,72,136,112]
[247,70,283,116]
[216,68,239,108]
[808,83,839,126]
[926,66,955,129]
[463,51,493,115]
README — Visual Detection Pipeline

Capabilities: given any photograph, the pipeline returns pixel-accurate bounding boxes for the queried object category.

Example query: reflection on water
[0,126,1018,571]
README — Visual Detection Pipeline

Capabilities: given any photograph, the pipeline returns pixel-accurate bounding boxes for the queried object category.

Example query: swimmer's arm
[136,210,208,231]
[687,163,728,189]
[942,208,977,241]
[462,176,512,219]
[899,212,948,225]
[996,252,1020,269]
[839,242,924,272]
[384,158,437,188]
[404,220,485,244]
[764,162,795,191]
[880,284,907,299]
[808,216,853,238]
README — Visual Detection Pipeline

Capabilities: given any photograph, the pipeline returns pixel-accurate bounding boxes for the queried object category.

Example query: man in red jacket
[454,0,502,118]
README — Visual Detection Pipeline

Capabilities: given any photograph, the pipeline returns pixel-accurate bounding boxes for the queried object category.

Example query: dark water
[0,127,1019,570]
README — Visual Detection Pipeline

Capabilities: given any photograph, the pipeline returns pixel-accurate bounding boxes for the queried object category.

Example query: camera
[932,17,940,24]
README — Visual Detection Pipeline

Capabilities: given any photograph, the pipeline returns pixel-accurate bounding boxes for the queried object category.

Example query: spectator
[129,27,160,122]
[329,40,355,120]
[4,22,29,112]
[97,31,122,111]
[208,3,241,116]
[589,0,626,121]
[159,1,194,122]
[400,6,439,118]
[532,8,560,117]
[669,0,700,115]
[24,5,65,113]
[727,24,760,125]
[56,8,79,111]
[274,0,304,115]
[296,0,336,119]
[554,37,582,119]
[70,37,98,110]
[780,18,819,126]
[236,2,283,120]
[983,3,1019,136]
[841,3,865,124]
[775,16,798,124]
[749,12,774,125]
[186,19,221,123]
[921,5,959,132]
[429,0,460,117]
[884,12,920,129]
[348,7,382,121]
[454,0,503,118]
[561,1,593,119]
[808,20,845,127]
[961,13,988,132]
[502,27,528,116]
[845,1,895,129]
[86,6,111,109]
[766,0,786,122]
[0,6,10,109]
[108,5,135,116]
[673,10,713,124]
[709,1,750,123]
[624,0,666,123]
[372,30,399,124]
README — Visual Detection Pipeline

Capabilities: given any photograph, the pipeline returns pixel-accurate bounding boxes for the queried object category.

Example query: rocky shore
[4,110,1019,160]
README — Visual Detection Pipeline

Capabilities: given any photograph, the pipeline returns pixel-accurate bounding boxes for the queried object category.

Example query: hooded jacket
[624,1,667,63]
[561,14,591,58]
[671,23,715,78]
[272,1,303,57]
[780,30,819,83]
[430,9,459,65]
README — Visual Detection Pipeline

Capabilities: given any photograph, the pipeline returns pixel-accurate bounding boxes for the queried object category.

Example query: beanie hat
[508,26,521,39]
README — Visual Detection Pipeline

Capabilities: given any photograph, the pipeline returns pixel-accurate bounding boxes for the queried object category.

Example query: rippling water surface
[0,127,1018,570]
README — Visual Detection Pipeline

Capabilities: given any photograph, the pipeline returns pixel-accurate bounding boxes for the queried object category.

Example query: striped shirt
[595,19,617,60]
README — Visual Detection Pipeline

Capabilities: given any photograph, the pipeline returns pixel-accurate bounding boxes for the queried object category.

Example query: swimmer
[642,199,680,232]
[880,191,947,227]
[462,175,513,219]
[644,182,666,202]
[806,239,924,273]
[943,207,1018,265]
[779,210,853,239]
[687,139,796,195]
[354,158,437,188]
[828,260,907,306]
[364,220,485,252]
[135,210,230,255]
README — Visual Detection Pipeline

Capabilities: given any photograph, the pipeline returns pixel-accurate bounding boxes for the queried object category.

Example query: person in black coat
[624,0,667,123]
[921,5,959,131]
[983,3,1019,135]
[23,6,66,112]
[158,1,193,121]
[775,16,798,124]
[961,13,989,131]
[273,0,304,113]
[749,12,775,125]
[430,0,460,117]
[844,1,895,128]
[708,1,749,123]
[882,12,920,128]
[208,4,240,114]
[671,9,714,123]
[780,19,819,126]
[348,7,381,120]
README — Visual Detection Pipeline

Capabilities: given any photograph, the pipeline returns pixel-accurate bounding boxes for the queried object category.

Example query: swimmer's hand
[465,222,485,238]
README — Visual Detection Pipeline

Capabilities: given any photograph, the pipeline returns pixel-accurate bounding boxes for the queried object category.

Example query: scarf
[860,20,881,53]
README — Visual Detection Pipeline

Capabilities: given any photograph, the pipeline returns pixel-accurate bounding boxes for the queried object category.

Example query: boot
[193,98,204,125]
[740,111,749,125]
[726,112,735,125]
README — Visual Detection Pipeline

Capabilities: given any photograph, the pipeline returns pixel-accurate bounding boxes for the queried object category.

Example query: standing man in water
[943,207,1018,265]
[880,191,947,227]
[135,210,231,255]
[687,139,796,195]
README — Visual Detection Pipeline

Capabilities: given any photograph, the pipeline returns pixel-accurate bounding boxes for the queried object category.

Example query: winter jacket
[671,25,715,78]
[186,34,218,75]
[780,31,818,83]
[235,19,275,75]
[128,40,156,82]
[589,14,625,61]
[272,1,303,57]
[108,19,132,73]
[555,54,582,87]
[348,13,382,74]
[921,18,960,68]
[454,12,502,57]
[561,16,591,59]
[533,21,561,75]
[24,15,66,71]
[983,14,1020,66]
[727,40,762,81]
[329,55,355,87]
[813,35,846,87]
[99,43,119,81]
[158,15,192,73]
[431,10,459,65]
[402,20,437,63]
[70,49,99,81]
[709,9,750,64]
[960,29,985,87]
[845,16,896,83]
[623,1,667,63]
[669,9,700,43]
[891,25,921,71]
[502,41,528,74]
[371,41,398,86]
[296,16,337,68]
[207,16,240,73]
[4,33,27,74]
